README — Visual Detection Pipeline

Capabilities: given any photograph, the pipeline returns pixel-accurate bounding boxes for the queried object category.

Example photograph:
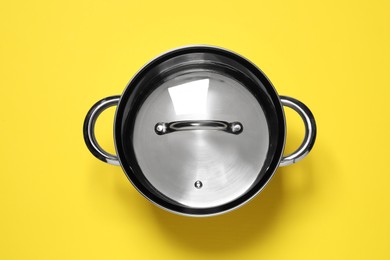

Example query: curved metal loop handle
[83,96,121,166]
[155,120,243,135]
[279,96,317,167]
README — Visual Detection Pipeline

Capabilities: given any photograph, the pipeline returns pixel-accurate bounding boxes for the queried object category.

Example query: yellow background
[1,0,389,259]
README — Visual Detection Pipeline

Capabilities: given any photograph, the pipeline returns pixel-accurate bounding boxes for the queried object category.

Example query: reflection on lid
[168,79,209,115]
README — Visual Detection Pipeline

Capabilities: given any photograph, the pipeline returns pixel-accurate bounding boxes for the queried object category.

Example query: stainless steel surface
[279,96,317,167]
[154,120,243,135]
[132,73,270,208]
[84,96,120,166]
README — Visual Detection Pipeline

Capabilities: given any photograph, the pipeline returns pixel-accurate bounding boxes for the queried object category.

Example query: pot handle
[279,96,317,167]
[83,96,121,166]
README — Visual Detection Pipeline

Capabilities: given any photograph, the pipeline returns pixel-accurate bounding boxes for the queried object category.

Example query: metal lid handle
[155,120,243,135]
[279,96,317,167]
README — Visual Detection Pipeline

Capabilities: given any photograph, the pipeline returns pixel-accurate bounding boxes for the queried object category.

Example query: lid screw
[231,122,242,134]
[194,180,203,189]
[155,123,167,135]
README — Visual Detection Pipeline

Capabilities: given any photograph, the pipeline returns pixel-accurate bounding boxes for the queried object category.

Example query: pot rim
[113,45,286,217]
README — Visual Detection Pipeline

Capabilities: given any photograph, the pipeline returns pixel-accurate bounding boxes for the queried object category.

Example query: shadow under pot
[83,46,317,217]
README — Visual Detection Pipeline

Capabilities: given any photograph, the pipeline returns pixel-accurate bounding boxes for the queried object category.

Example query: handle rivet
[231,123,242,133]
[155,123,166,134]
[156,125,163,132]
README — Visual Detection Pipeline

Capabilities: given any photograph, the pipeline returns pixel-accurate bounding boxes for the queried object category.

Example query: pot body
[83,46,316,217]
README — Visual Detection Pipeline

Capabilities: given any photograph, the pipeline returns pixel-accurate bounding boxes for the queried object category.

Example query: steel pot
[83,46,317,216]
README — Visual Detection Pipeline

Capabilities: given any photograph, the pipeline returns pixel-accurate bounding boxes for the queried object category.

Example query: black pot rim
[114,45,286,217]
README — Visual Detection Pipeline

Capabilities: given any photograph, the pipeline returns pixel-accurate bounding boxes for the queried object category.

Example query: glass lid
[131,70,270,208]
